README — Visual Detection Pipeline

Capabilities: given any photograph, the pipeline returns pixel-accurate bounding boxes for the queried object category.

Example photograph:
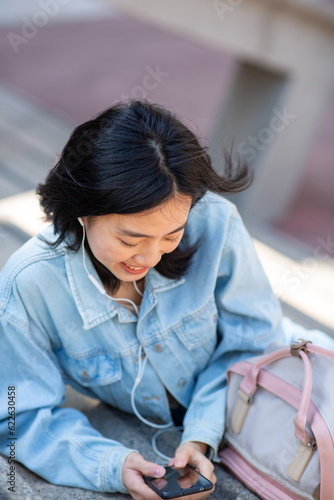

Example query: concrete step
[0,0,119,28]
[0,84,73,200]
[0,223,29,270]
[0,455,43,500]
[0,385,258,500]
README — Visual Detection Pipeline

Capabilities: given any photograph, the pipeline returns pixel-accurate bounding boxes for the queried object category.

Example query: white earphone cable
[133,279,144,297]
[80,221,140,315]
[131,345,174,430]
[152,427,183,462]
[79,219,176,459]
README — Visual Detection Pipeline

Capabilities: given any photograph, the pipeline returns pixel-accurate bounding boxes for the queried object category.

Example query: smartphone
[144,464,213,498]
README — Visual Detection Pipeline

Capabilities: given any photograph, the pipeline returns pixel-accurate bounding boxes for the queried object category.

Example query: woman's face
[82,194,192,282]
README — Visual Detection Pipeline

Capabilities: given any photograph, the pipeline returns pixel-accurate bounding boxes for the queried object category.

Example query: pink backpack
[219,340,334,500]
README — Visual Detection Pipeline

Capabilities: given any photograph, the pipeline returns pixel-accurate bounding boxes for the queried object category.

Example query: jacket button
[178,378,187,388]
[81,370,90,382]
[153,343,164,353]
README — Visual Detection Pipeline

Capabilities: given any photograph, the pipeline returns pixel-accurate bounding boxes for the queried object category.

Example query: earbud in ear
[78,217,84,227]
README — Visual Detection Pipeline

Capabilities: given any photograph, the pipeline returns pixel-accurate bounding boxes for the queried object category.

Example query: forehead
[97,195,192,234]
[118,195,191,230]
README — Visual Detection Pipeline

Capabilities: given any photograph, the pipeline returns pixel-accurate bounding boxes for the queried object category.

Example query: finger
[123,455,166,500]
[173,445,216,489]
[193,461,216,486]
[139,460,166,478]
[178,456,216,487]
[127,454,166,478]
[132,475,165,500]
[174,447,192,468]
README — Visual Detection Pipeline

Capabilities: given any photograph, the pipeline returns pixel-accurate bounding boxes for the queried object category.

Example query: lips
[125,264,145,270]
[120,262,149,275]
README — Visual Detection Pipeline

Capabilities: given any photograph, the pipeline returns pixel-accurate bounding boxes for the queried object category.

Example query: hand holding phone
[144,464,213,498]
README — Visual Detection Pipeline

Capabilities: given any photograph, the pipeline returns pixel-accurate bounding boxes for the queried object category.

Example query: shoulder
[191,192,238,224]
[0,226,67,315]
[187,192,239,242]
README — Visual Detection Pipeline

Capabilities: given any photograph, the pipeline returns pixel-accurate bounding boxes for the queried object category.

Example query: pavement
[0,385,261,500]
[0,1,333,498]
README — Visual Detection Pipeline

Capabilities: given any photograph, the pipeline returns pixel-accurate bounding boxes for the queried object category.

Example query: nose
[134,242,163,268]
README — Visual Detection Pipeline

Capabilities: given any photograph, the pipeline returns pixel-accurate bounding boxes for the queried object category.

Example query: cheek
[86,231,116,263]
[90,237,131,265]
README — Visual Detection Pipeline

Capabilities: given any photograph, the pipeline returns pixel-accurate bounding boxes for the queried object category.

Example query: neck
[109,278,145,306]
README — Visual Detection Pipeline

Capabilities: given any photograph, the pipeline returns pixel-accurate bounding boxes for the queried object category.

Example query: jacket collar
[65,246,185,330]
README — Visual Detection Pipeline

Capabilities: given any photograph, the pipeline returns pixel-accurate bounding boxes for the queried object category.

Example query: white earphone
[77,216,142,310]
[77,217,108,295]
[77,216,174,437]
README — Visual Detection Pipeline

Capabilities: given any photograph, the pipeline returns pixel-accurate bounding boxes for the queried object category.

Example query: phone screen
[144,465,213,498]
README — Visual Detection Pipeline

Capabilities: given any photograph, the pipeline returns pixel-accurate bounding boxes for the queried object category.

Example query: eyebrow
[117,223,187,239]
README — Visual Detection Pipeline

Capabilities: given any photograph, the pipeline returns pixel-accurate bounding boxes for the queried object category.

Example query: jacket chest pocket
[58,349,122,387]
[175,296,218,350]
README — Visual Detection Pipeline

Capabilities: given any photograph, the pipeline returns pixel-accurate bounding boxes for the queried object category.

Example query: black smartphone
[144,464,213,499]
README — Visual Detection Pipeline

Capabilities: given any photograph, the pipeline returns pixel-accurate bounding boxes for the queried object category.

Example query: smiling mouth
[121,262,149,272]
[124,264,145,270]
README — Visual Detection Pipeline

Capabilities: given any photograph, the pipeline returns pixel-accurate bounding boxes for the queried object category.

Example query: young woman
[0,100,331,500]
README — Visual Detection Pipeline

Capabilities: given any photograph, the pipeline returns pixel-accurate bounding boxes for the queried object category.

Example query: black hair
[37,99,252,292]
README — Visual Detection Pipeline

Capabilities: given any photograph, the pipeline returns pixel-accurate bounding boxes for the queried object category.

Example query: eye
[120,240,138,248]
[165,235,182,244]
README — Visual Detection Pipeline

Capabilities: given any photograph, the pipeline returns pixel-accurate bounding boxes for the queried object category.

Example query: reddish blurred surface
[0,15,236,133]
[0,12,333,252]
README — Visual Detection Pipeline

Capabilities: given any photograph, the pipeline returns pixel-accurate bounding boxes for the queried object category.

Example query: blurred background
[1,0,333,333]
[0,1,334,498]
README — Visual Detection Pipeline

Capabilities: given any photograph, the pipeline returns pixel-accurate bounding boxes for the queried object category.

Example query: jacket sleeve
[0,313,136,493]
[180,209,285,453]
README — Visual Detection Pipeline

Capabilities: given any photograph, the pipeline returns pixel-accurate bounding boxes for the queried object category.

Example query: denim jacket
[1,192,323,494]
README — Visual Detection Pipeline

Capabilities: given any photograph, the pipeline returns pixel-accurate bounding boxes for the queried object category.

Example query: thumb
[136,457,166,478]
[173,446,191,469]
